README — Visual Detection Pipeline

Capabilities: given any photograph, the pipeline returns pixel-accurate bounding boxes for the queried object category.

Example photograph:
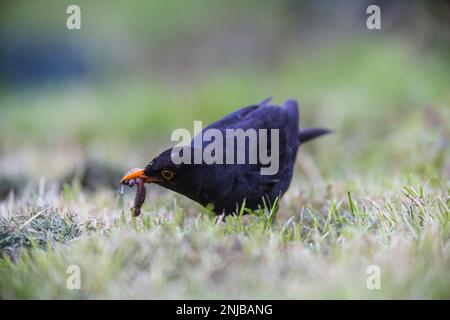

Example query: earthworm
[132,178,146,217]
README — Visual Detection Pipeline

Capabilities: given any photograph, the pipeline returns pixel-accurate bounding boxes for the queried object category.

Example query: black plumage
[121,98,330,215]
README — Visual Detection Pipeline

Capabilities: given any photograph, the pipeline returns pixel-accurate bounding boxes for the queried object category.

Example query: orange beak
[120,168,160,184]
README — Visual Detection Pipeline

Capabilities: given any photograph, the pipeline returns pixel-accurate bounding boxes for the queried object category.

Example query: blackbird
[121,98,330,215]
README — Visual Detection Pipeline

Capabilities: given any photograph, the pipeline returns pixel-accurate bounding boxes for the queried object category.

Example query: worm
[132,178,146,217]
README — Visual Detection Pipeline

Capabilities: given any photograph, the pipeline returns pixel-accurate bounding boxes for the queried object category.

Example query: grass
[0,178,448,299]
[0,37,449,298]
[0,206,82,260]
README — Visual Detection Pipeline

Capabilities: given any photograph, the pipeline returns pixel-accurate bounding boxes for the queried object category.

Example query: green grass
[0,38,449,299]
[0,179,449,299]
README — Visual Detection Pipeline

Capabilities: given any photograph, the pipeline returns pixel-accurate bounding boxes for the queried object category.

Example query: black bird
[121,98,330,215]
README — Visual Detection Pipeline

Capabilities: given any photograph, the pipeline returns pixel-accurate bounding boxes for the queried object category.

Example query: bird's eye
[161,170,174,180]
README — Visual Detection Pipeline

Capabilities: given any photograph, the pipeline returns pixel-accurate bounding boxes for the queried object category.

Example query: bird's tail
[299,128,331,144]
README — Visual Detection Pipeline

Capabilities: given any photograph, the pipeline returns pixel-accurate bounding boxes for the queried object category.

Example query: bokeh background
[0,0,449,203]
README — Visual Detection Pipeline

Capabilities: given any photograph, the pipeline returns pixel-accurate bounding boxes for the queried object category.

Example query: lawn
[0,38,449,299]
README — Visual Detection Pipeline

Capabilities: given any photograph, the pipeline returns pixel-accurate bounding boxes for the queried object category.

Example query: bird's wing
[192,101,300,208]
[194,99,300,175]
[203,101,299,170]
[202,98,274,131]
[227,104,298,183]
[280,99,299,125]
[280,99,331,144]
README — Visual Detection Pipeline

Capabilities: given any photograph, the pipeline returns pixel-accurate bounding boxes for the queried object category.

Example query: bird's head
[120,148,187,189]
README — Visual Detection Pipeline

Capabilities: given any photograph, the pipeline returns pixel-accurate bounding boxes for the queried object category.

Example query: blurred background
[0,0,449,201]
